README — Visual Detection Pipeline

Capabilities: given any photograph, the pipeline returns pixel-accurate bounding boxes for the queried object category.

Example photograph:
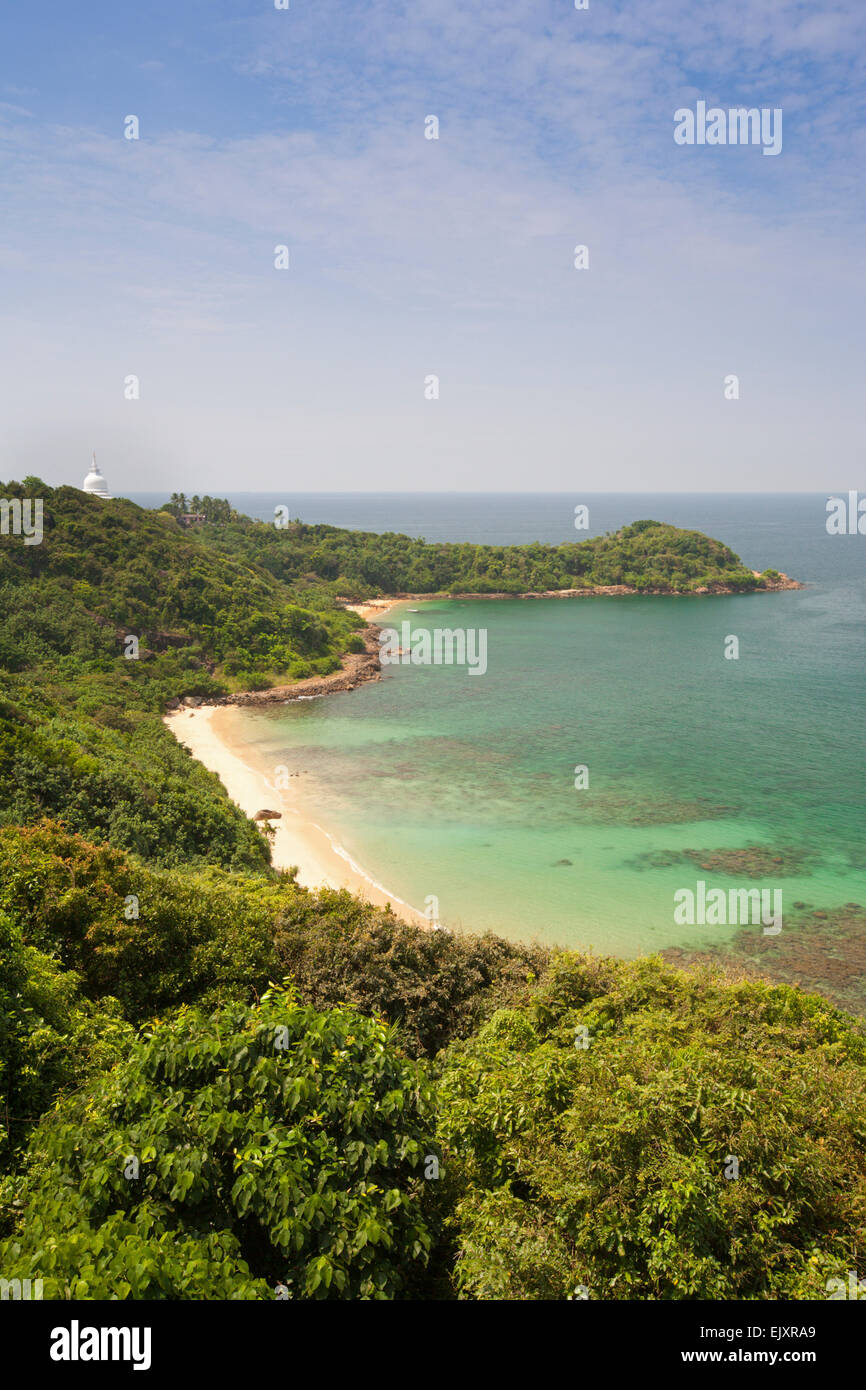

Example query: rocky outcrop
[749,570,801,591]
[203,626,384,709]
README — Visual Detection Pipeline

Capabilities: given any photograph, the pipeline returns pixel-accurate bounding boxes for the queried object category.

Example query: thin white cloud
[0,0,863,490]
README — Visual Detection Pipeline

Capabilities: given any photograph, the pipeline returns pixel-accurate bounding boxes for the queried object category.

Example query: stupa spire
[82,452,111,499]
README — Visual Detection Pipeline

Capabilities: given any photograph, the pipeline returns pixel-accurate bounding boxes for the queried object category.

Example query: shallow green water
[238,591,861,935]
[226,495,866,1009]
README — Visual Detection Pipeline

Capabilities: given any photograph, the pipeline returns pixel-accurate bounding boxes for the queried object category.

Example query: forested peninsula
[2,481,862,1303]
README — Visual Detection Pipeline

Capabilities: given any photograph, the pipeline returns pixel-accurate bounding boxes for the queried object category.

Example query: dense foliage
[438,956,866,1300]
[0,988,435,1299]
[0,824,544,1046]
[0,481,362,865]
[271,896,549,1057]
[0,823,545,1177]
[0,909,132,1169]
[201,514,768,598]
[0,480,359,685]
[2,824,865,1300]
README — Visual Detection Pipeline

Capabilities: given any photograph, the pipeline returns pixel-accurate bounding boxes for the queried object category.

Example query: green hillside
[2,481,858,1305]
[0,482,777,865]
[196,510,770,597]
[0,482,363,865]
[1,822,864,1301]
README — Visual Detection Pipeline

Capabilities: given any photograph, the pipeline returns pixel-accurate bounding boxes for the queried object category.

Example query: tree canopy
[1,987,435,1300]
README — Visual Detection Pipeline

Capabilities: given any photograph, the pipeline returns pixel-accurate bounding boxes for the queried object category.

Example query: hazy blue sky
[1,0,863,493]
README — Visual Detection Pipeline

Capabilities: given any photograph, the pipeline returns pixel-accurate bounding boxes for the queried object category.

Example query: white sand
[164,705,428,927]
[343,597,405,621]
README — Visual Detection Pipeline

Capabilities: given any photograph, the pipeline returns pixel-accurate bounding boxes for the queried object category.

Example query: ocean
[134,493,866,1011]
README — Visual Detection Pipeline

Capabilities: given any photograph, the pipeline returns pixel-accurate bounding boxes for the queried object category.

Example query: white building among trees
[82,453,111,498]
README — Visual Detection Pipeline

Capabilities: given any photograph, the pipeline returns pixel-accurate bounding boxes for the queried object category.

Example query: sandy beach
[164,704,428,928]
[343,597,406,621]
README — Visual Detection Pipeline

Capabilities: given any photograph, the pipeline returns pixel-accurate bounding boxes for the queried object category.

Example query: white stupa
[82,453,111,499]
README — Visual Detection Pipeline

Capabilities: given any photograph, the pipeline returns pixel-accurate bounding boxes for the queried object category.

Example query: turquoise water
[223,495,866,1007]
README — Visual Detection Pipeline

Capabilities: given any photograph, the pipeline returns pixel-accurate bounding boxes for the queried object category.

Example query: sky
[0,0,864,494]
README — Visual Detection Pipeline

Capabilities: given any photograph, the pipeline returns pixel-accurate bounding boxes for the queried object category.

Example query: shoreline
[340,573,801,605]
[175,576,801,714]
[163,575,801,929]
[164,704,429,928]
[173,610,403,710]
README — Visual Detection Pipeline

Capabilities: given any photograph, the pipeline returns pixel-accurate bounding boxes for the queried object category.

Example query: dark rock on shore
[187,627,384,710]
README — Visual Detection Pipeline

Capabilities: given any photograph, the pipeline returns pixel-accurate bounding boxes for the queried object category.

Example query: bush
[0,911,132,1171]
[272,892,549,1057]
[0,988,436,1299]
[437,956,866,1300]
